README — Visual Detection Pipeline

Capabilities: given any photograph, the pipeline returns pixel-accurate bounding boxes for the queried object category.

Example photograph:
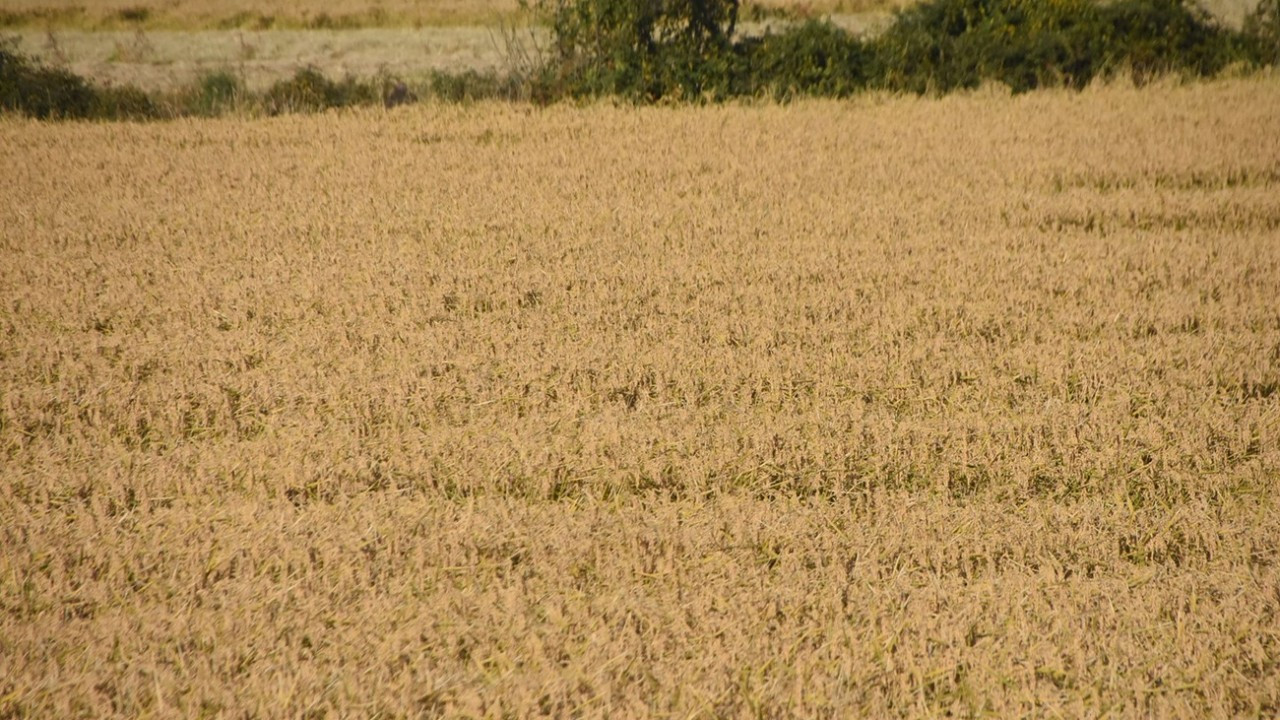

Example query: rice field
[1,76,1279,717]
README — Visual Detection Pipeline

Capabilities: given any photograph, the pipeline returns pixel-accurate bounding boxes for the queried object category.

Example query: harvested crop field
[6,27,514,92]
[2,78,1279,717]
[0,0,899,29]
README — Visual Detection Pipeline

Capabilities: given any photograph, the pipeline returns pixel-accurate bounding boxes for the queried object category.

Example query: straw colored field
[0,0,901,29]
[0,0,1261,29]
[6,16,889,94]
[0,0,521,29]
[3,13,895,94]
[9,27,514,92]
[2,78,1279,717]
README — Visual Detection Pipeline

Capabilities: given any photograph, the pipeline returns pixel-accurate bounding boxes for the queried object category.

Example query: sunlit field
[0,0,521,28]
[0,0,1255,28]
[0,0,908,29]
[2,77,1279,717]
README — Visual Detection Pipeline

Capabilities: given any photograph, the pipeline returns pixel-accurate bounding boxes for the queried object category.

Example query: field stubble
[0,0,1258,30]
[9,26,512,92]
[1,78,1279,716]
[0,0,901,30]
[5,17,892,95]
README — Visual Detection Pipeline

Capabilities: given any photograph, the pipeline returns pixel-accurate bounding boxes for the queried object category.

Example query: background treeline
[536,0,1279,100]
[3,0,1279,119]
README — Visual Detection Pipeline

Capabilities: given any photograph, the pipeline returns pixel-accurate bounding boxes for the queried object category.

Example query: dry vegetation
[8,27,512,92]
[2,77,1280,717]
[0,0,903,29]
[0,0,522,29]
[0,0,1261,29]
[2,17,891,95]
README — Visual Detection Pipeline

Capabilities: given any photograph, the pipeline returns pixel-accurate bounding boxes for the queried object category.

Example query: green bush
[1,40,153,119]
[1,41,96,118]
[743,20,870,98]
[1244,0,1280,66]
[869,0,1243,94]
[4,0,1277,121]
[528,0,1257,102]
[263,67,379,114]
[92,83,158,119]
[189,70,242,116]
[531,0,743,100]
[1103,0,1240,82]
[428,70,518,103]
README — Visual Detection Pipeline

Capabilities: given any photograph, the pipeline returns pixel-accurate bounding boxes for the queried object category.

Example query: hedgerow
[2,0,1278,120]
[531,0,1269,99]
[1,38,98,118]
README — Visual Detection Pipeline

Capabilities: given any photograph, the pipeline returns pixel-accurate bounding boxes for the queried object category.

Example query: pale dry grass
[8,19,890,94]
[0,0,522,28]
[0,0,1260,29]
[0,0,898,29]
[11,27,512,91]
[4,1,1263,96]
[2,78,1280,717]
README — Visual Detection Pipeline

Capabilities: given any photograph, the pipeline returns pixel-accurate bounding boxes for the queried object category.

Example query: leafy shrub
[743,20,870,98]
[531,0,743,100]
[189,70,242,116]
[428,70,521,103]
[1,40,153,120]
[382,79,417,107]
[1,40,95,118]
[115,6,151,24]
[215,11,276,30]
[92,83,158,119]
[1103,0,1241,82]
[870,0,1242,94]
[529,0,1257,101]
[4,0,1277,121]
[263,67,339,112]
[263,66,378,114]
[1244,0,1280,66]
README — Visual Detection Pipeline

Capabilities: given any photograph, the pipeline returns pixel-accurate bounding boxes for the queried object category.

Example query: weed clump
[427,69,526,102]
[533,0,743,100]
[530,0,1268,100]
[870,0,1242,93]
[91,83,158,119]
[743,19,870,99]
[1,39,96,118]
[188,70,243,116]
[3,0,1279,121]
[1245,0,1280,66]
[263,66,379,114]
[1,39,155,119]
